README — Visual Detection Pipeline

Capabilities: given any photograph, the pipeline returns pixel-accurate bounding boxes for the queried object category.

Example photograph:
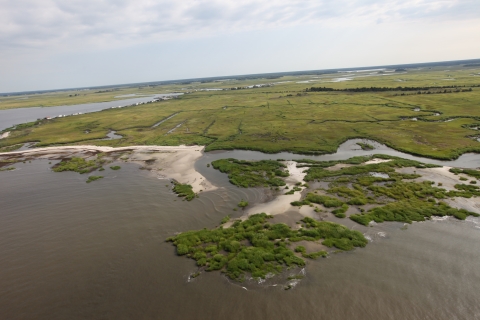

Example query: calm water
[196,138,480,169]
[0,94,180,131]
[1,152,480,319]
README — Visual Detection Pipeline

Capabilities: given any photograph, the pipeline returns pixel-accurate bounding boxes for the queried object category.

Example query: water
[99,131,122,140]
[195,139,480,169]
[1,154,480,319]
[0,94,180,132]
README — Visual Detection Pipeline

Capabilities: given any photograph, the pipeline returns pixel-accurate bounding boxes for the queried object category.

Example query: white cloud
[0,0,478,51]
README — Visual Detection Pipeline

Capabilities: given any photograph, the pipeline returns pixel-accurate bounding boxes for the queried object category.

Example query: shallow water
[195,139,480,169]
[1,156,480,319]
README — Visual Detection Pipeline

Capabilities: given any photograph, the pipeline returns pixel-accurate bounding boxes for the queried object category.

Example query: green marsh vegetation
[237,200,249,208]
[52,157,99,174]
[292,155,480,225]
[172,182,196,201]
[86,175,103,183]
[167,213,367,281]
[357,142,374,150]
[449,168,480,179]
[211,158,288,187]
[110,165,121,170]
[3,67,480,160]
[51,152,115,174]
[0,144,23,153]
[220,215,231,224]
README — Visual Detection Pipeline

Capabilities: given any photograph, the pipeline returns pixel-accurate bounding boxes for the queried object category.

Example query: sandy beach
[244,161,306,216]
[0,145,216,193]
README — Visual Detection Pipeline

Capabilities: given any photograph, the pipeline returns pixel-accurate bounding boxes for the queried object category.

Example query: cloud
[0,0,478,51]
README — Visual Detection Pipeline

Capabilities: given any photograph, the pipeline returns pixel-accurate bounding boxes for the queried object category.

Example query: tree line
[305,85,479,93]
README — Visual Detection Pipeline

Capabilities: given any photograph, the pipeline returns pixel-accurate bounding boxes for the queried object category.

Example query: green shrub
[53,157,97,174]
[220,215,230,224]
[168,214,367,281]
[356,142,374,150]
[110,165,121,170]
[350,199,479,225]
[347,197,367,205]
[305,193,344,207]
[449,168,480,179]
[294,246,306,253]
[303,251,328,259]
[173,183,196,201]
[86,176,103,183]
[211,159,288,188]
[238,200,249,208]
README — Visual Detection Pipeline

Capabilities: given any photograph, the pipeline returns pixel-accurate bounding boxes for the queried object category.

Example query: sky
[1,0,480,93]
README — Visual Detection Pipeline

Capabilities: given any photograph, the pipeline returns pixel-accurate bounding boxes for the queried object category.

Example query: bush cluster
[173,183,196,201]
[167,214,367,281]
[211,158,288,188]
[53,157,99,174]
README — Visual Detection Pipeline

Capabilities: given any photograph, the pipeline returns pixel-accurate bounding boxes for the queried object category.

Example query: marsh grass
[173,183,196,201]
[237,200,249,208]
[52,157,98,174]
[3,68,480,160]
[211,158,288,188]
[167,213,366,281]
[357,142,374,150]
[293,155,480,225]
[86,175,103,183]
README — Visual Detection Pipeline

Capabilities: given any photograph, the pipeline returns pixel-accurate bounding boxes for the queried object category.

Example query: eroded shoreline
[2,146,480,218]
[0,145,216,193]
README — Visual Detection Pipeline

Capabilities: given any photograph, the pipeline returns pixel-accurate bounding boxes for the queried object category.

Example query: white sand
[244,161,306,217]
[0,145,216,193]
[364,158,392,165]
[0,131,10,139]
[395,166,471,191]
[444,197,480,215]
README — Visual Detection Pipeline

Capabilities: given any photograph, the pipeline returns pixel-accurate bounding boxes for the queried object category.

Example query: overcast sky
[1,0,479,92]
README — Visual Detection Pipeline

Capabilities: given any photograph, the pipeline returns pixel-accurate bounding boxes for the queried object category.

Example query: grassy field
[2,65,480,159]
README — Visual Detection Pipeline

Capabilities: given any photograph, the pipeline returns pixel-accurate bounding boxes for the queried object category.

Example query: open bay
[1,151,480,319]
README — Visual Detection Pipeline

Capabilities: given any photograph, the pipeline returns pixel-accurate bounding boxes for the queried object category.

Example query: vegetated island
[168,154,480,283]
[167,213,367,284]
[356,142,374,151]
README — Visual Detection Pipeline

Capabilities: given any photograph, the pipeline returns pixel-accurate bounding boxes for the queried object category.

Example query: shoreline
[0,145,216,193]
[2,147,480,217]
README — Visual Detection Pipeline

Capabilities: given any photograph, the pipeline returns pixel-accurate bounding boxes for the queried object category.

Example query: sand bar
[244,161,306,217]
[0,145,216,193]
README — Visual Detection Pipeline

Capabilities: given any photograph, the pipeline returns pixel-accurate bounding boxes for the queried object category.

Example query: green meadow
[2,65,480,159]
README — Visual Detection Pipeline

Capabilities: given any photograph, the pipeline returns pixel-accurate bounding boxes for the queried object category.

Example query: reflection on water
[1,157,480,319]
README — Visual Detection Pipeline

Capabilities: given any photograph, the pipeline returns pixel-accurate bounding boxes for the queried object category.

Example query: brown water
[1,156,480,319]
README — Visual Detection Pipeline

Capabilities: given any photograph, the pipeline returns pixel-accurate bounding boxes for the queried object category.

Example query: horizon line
[2,57,479,96]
